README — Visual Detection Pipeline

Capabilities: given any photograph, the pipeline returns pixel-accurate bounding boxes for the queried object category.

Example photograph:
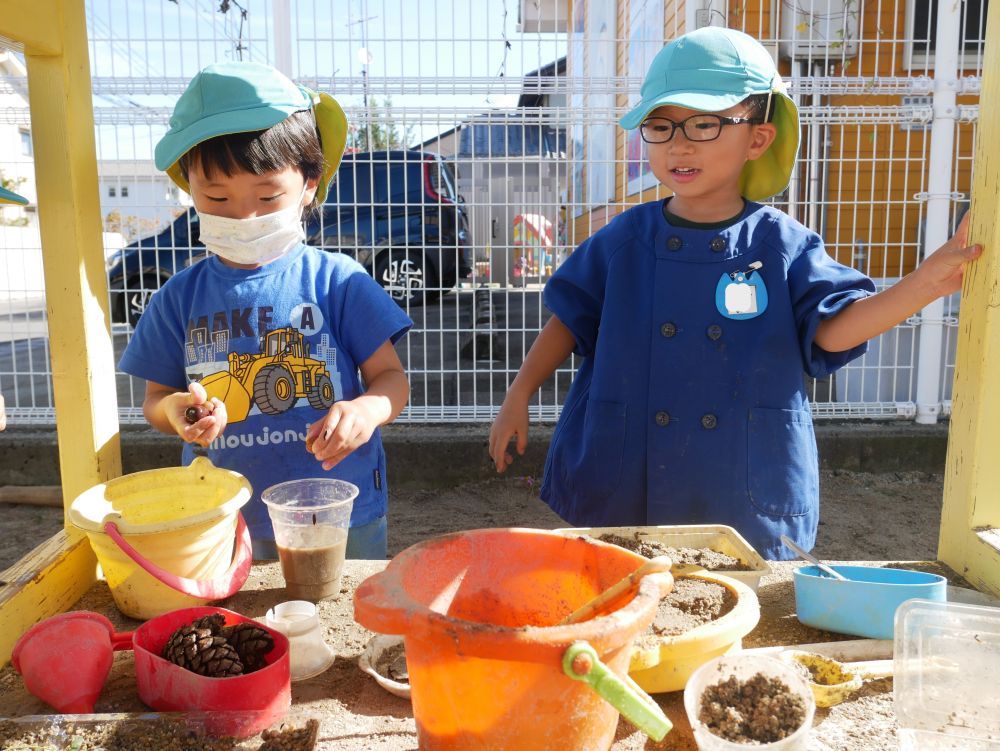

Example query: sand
[0,469,952,750]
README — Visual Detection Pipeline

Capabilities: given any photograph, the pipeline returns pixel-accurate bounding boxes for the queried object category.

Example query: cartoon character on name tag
[715,261,768,320]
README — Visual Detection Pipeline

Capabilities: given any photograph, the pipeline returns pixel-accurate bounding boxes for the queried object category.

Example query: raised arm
[814,214,981,352]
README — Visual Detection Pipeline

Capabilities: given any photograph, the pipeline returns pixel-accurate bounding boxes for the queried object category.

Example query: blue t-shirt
[119,244,412,541]
[540,201,876,560]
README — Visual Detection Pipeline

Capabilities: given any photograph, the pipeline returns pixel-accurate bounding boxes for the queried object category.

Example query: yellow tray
[557,524,770,592]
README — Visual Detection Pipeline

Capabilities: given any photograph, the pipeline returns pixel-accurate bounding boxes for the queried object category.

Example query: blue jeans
[345,515,388,560]
[253,515,388,561]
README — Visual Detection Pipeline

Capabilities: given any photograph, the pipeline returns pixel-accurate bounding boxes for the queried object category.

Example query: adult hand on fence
[0,393,6,431]
[489,393,530,473]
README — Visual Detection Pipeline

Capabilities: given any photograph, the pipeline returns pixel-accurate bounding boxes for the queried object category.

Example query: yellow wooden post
[938,0,1000,596]
[0,0,122,662]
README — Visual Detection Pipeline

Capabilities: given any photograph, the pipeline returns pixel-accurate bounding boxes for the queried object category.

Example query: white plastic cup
[261,479,358,601]
[683,653,816,750]
[264,600,336,681]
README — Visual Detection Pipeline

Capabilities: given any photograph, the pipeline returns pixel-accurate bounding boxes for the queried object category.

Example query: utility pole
[347,0,376,149]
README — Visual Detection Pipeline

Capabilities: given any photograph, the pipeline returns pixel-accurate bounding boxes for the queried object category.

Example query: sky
[85,0,567,160]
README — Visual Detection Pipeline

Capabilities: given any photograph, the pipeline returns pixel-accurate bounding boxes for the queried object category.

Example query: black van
[108,150,471,326]
[311,150,471,305]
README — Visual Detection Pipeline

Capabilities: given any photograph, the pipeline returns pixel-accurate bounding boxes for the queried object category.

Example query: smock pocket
[747,407,817,517]
[568,399,627,499]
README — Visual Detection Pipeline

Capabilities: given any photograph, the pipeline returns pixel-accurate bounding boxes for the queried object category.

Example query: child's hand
[489,393,530,473]
[915,213,982,299]
[170,382,227,448]
[306,399,379,471]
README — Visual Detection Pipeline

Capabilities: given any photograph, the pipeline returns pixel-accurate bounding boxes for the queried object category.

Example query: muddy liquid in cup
[276,527,349,601]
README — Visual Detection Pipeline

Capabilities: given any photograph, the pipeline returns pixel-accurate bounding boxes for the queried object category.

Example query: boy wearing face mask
[119,62,412,560]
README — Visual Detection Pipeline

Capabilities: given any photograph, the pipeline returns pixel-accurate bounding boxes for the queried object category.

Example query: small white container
[683,653,816,750]
[264,600,335,681]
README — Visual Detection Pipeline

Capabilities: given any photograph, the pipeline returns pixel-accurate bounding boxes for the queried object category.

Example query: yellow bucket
[69,457,252,620]
[627,571,761,693]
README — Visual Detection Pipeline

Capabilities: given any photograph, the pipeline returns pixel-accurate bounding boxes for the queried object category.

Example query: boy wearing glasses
[489,27,979,559]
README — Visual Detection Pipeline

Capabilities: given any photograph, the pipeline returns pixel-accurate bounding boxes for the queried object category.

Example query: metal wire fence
[0,0,986,425]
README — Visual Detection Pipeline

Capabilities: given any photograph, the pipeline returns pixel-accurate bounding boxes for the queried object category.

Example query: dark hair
[179,110,325,205]
[742,93,776,123]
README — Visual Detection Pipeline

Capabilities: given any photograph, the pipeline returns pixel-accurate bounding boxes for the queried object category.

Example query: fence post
[913,0,962,424]
[273,0,293,76]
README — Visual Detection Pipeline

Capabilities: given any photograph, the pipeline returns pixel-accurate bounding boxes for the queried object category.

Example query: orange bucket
[354,528,672,751]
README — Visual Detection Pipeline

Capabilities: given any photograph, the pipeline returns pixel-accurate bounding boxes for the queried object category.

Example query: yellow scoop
[779,649,893,707]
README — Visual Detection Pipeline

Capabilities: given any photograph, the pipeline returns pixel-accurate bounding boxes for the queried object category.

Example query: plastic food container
[264,600,336,681]
[359,634,411,699]
[684,653,815,750]
[793,565,946,639]
[628,571,760,693]
[894,598,1000,750]
[558,525,770,592]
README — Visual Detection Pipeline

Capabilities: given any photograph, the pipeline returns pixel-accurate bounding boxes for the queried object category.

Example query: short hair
[179,110,325,203]
[742,93,776,123]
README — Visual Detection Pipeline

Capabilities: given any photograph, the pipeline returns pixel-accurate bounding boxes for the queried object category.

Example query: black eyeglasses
[639,114,761,144]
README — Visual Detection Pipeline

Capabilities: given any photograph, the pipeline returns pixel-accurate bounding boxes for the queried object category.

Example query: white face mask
[197,186,307,266]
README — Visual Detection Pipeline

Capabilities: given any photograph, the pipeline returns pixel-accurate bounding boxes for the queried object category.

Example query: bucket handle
[103,512,252,601]
[562,641,672,742]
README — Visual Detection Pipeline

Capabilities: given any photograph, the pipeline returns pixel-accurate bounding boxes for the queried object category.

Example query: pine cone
[191,613,226,634]
[222,623,274,672]
[163,625,244,677]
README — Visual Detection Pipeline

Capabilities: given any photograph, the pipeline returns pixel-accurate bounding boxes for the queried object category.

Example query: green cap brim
[162,92,348,204]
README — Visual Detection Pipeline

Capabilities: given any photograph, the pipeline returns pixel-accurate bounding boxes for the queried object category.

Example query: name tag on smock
[716,262,768,320]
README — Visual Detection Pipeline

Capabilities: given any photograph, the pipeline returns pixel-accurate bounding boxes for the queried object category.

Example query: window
[19,129,32,156]
[108,186,116,198]
[907,0,989,68]
[121,186,129,198]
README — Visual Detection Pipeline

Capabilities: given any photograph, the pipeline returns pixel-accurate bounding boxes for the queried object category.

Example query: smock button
[660,322,677,338]
[701,414,718,430]
[710,236,727,252]
[666,236,683,251]
[655,411,671,427]
[707,324,723,340]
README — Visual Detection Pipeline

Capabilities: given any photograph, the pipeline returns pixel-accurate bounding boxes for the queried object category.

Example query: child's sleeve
[543,235,609,357]
[788,235,877,377]
[335,269,413,366]
[117,288,189,389]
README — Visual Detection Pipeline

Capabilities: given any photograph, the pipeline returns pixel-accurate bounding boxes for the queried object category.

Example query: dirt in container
[635,577,736,648]
[258,719,320,751]
[698,672,807,744]
[597,534,750,571]
[0,717,319,751]
[374,641,409,684]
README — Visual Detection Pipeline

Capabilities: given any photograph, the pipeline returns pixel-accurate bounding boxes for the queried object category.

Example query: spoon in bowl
[780,535,848,581]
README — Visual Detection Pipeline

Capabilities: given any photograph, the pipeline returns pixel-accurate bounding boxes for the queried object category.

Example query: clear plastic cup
[683,653,816,750]
[261,479,358,602]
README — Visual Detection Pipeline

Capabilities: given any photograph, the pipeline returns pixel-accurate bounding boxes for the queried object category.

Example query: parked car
[108,150,471,327]
[312,150,471,305]
[107,208,202,328]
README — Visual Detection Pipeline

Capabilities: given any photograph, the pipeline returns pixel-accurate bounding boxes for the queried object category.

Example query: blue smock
[540,200,875,560]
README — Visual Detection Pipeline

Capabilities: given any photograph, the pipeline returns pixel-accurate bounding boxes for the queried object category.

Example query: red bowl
[133,606,291,738]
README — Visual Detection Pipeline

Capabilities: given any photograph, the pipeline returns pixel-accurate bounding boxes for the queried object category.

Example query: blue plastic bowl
[793,565,946,639]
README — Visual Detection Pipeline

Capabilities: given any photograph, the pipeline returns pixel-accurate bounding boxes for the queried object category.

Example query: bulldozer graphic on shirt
[200,326,336,423]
